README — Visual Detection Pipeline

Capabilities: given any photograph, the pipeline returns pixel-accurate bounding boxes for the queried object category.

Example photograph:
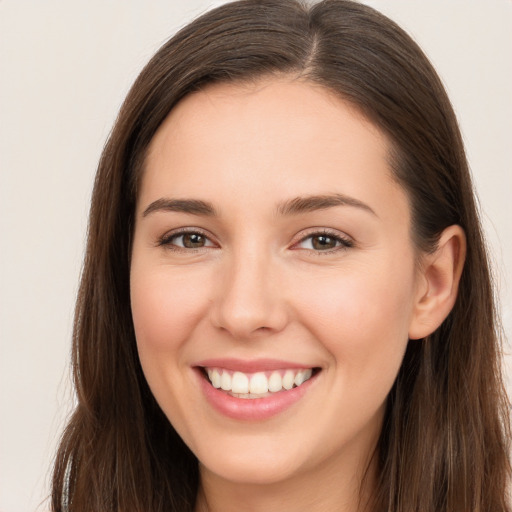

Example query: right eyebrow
[142,198,217,218]
[276,193,377,217]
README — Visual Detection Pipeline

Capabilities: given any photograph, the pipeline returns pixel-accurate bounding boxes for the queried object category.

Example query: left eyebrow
[276,193,377,217]
[142,198,217,218]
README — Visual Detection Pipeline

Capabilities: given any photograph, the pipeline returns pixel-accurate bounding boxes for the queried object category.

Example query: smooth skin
[130,78,466,512]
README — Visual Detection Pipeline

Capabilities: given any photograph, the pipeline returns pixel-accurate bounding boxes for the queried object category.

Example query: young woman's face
[131,79,422,487]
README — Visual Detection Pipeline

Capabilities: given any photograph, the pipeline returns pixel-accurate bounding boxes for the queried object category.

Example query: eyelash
[157,228,354,254]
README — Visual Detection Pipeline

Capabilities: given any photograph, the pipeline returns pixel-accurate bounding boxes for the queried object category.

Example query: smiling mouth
[200,367,320,399]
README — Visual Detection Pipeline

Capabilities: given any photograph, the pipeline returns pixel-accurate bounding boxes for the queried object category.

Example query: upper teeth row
[206,368,313,394]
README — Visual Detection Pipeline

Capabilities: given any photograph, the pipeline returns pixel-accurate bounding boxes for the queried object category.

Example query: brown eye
[181,233,207,248]
[311,235,338,250]
[159,230,215,250]
[295,231,353,253]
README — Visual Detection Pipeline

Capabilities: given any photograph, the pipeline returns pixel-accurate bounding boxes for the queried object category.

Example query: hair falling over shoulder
[51,1,511,510]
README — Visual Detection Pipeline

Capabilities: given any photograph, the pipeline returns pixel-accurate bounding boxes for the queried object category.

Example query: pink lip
[195,358,312,373]
[193,362,319,422]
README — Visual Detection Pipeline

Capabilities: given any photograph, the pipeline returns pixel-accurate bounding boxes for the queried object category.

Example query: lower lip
[196,369,318,421]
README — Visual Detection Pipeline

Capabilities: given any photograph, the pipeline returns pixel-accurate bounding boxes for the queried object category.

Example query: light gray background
[1,1,510,511]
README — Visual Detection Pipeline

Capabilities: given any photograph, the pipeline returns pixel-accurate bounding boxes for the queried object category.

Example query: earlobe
[408,225,466,340]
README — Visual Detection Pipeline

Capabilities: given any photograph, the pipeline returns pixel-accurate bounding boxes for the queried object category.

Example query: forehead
[148,78,387,162]
[141,78,408,226]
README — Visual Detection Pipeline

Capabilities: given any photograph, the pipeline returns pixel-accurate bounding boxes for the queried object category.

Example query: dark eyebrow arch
[142,198,217,218]
[276,193,377,217]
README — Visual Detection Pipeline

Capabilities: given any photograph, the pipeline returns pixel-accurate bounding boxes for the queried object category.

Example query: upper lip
[194,358,317,373]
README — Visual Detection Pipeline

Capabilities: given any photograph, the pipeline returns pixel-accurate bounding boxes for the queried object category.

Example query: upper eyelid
[292,227,353,244]
[158,227,217,246]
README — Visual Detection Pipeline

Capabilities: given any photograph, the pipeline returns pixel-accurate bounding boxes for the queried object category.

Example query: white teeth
[211,369,221,388]
[231,392,271,399]
[231,371,249,393]
[205,367,315,396]
[249,372,269,394]
[294,368,312,387]
[267,371,282,392]
[282,370,295,390]
[220,371,231,391]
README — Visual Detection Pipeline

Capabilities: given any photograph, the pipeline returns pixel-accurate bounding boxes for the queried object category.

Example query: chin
[199,451,305,486]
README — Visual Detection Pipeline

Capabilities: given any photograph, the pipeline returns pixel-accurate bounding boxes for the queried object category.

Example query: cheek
[291,259,416,373]
[130,265,211,357]
[129,264,214,430]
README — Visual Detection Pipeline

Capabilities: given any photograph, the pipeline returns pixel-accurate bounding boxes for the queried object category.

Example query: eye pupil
[183,233,205,248]
[312,235,337,250]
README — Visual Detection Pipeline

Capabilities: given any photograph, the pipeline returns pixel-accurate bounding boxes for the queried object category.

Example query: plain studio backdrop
[0,1,510,510]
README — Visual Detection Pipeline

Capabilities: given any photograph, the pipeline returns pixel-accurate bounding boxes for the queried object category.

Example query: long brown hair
[51,1,511,510]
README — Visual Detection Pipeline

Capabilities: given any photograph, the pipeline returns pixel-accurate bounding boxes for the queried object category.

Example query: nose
[210,247,289,340]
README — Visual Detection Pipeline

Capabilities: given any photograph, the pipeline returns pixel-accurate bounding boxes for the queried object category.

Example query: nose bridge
[212,239,287,338]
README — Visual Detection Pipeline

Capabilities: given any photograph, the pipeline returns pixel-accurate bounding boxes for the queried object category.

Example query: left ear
[408,225,466,340]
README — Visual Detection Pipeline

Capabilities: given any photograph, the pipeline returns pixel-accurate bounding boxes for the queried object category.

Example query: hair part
[51,1,511,511]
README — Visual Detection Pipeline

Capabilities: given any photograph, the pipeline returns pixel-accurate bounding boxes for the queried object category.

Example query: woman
[51,0,511,510]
